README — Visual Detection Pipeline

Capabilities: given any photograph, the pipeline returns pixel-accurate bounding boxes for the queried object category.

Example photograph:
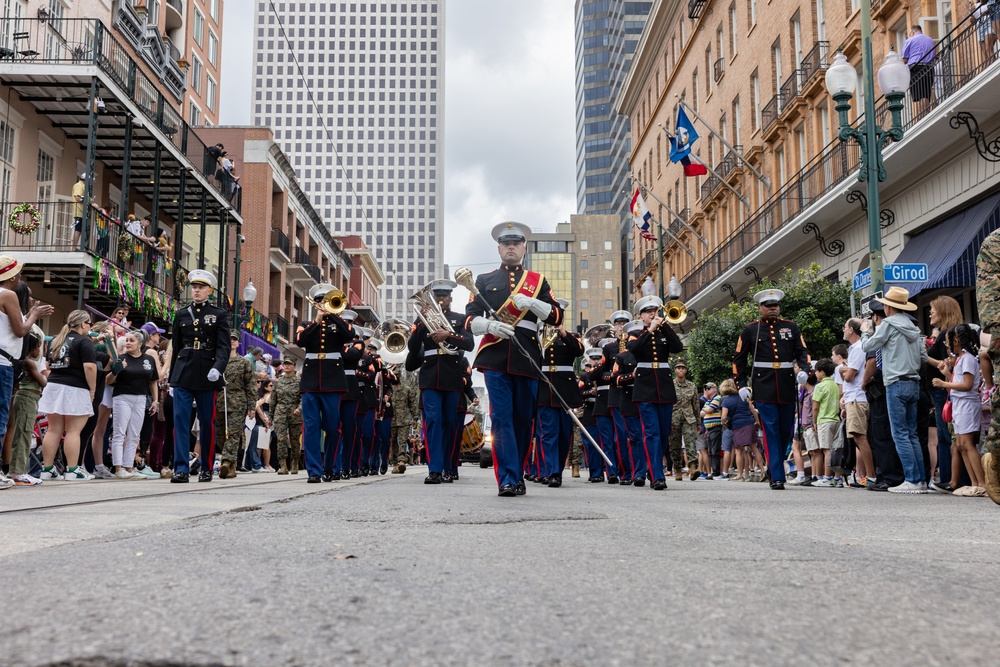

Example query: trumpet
[410,282,460,355]
[372,318,411,365]
[660,300,687,325]
[308,283,347,315]
[539,325,559,351]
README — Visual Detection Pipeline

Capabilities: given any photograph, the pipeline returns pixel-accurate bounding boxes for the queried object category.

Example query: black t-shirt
[926,330,948,382]
[93,349,110,399]
[112,351,157,397]
[48,332,97,389]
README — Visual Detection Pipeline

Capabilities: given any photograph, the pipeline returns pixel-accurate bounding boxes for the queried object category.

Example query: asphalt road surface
[2,466,997,666]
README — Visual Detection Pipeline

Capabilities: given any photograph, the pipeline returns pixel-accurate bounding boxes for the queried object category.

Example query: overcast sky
[220,0,578,282]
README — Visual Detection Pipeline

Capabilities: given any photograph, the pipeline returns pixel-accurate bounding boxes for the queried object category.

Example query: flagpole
[632,177,708,248]
[656,219,665,303]
[664,124,751,212]
[653,215,694,259]
[675,99,772,190]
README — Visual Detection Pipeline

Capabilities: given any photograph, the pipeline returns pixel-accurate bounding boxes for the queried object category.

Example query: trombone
[660,299,687,325]
[308,283,347,315]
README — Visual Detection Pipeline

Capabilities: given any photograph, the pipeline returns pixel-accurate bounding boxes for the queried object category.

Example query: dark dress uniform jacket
[732,317,810,404]
[405,310,474,391]
[579,375,598,426]
[538,334,584,408]
[357,353,380,407]
[464,264,563,378]
[628,326,684,404]
[590,360,612,417]
[602,337,627,409]
[342,341,364,401]
[612,349,640,417]
[296,314,354,393]
[169,300,230,390]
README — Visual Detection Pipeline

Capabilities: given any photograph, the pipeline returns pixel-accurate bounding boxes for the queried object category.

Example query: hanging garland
[118,232,134,261]
[8,203,41,235]
[175,267,188,291]
[92,257,176,323]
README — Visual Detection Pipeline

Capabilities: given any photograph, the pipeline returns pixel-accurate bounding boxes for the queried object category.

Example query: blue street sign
[854,263,928,291]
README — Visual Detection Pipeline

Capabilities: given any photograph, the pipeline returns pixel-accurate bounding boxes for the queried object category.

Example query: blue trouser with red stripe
[584,424,605,479]
[447,419,461,476]
[612,408,633,478]
[596,414,618,478]
[538,405,572,478]
[376,418,392,470]
[484,370,537,489]
[301,391,342,478]
[335,399,358,474]
[172,387,217,475]
[421,388,458,475]
[637,402,672,483]
[624,414,645,480]
[754,401,794,483]
[360,408,376,469]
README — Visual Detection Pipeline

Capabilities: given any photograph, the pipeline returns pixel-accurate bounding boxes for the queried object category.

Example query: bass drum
[460,413,484,454]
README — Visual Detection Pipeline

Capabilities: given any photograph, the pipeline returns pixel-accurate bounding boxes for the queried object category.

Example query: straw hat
[875,286,917,312]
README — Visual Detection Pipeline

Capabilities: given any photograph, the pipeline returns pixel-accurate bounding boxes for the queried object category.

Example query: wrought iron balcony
[269,312,291,341]
[800,42,830,87]
[761,93,784,131]
[720,145,743,178]
[713,57,725,82]
[270,228,291,258]
[688,0,707,19]
[779,69,804,106]
[700,175,722,201]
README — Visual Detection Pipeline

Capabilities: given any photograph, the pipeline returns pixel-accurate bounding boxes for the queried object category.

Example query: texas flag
[668,106,708,177]
[630,189,657,242]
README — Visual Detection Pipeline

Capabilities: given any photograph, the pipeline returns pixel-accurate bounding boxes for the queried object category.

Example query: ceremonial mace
[454,267,614,468]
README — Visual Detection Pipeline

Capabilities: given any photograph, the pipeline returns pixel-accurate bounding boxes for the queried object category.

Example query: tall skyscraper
[574,0,652,304]
[252,1,444,319]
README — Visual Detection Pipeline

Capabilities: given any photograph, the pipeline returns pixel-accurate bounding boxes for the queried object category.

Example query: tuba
[409,282,460,355]
[372,318,411,365]
[583,323,613,348]
[308,283,347,315]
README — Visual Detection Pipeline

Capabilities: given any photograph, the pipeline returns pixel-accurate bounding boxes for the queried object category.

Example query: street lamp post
[824,8,910,297]
[235,280,257,332]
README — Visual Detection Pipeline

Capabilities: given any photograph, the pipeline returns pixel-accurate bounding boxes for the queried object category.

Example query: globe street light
[824,14,910,297]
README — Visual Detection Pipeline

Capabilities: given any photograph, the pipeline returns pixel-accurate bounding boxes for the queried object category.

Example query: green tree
[685,264,854,386]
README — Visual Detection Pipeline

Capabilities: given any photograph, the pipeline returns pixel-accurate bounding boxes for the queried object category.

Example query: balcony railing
[779,69,804,106]
[269,312,291,340]
[800,42,830,87]
[687,0,707,19]
[270,228,291,257]
[294,246,322,283]
[0,200,188,297]
[713,57,725,82]
[761,93,784,131]
[679,11,986,302]
[700,175,721,201]
[720,145,743,178]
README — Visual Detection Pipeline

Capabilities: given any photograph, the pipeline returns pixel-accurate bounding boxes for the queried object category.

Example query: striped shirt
[703,395,722,429]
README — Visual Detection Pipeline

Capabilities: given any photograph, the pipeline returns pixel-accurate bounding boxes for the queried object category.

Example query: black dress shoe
[379,464,388,475]
[620,477,632,485]
[548,475,562,488]
[589,476,604,483]
[525,474,536,482]
[633,477,646,487]
[607,475,619,484]
[424,472,442,484]
[170,472,189,483]
[307,475,322,483]
[652,479,667,490]
[331,472,342,481]
[322,472,334,482]
[452,471,459,480]
[769,480,785,490]
[198,470,212,482]
[498,484,516,497]
[442,472,454,483]
[515,481,527,495]
[536,476,549,484]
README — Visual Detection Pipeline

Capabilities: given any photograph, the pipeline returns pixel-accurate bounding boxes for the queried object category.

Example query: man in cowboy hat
[169,269,231,482]
[861,286,929,494]
[732,288,810,490]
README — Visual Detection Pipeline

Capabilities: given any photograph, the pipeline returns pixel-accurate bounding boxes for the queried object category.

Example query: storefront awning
[892,190,1000,295]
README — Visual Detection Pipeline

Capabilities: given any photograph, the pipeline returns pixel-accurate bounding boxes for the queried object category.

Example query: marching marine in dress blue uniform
[732,288,810,490]
[405,279,475,484]
[592,337,620,483]
[628,295,685,490]
[170,269,231,483]
[296,284,354,483]
[537,300,584,487]
[463,222,563,497]
[604,310,634,484]
[332,309,362,480]
[578,349,606,482]
[612,320,646,485]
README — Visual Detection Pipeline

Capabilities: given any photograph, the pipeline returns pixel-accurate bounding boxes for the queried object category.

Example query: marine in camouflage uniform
[976,229,1000,504]
[668,359,701,480]
[390,368,420,472]
[270,359,303,474]
[216,332,257,478]
[569,413,584,476]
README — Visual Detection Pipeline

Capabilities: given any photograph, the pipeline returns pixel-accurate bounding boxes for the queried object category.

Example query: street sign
[860,291,883,318]
[853,268,871,292]
[885,263,929,282]
[853,263,929,292]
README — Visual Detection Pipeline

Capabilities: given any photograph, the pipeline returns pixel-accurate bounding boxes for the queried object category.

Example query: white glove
[512,294,552,320]
[207,368,221,382]
[796,371,809,385]
[738,387,752,401]
[470,316,515,339]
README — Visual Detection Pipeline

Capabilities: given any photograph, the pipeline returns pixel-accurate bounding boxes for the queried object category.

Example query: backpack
[828,421,857,475]
[0,330,39,387]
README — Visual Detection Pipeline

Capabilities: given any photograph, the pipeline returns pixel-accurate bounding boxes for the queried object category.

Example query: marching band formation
[161,222,809,497]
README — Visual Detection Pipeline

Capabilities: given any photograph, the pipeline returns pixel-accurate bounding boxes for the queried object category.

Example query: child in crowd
[699,382,722,480]
[9,329,46,485]
[790,371,818,486]
[933,324,987,496]
[812,358,842,487]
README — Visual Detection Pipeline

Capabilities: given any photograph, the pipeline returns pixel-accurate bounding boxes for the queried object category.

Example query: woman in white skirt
[40,310,98,480]
[106,331,160,480]
[933,323,987,496]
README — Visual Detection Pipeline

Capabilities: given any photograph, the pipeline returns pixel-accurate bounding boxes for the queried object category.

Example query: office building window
[580,259,589,269]
[604,241,612,250]
[581,280,589,289]
[604,280,613,289]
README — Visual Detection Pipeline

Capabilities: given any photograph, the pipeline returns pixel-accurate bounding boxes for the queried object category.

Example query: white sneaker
[13,473,42,486]
[63,466,94,481]
[114,469,132,480]
[93,464,115,479]
[888,481,926,494]
[0,471,13,490]
[813,478,832,487]
[40,466,63,481]
[126,469,148,480]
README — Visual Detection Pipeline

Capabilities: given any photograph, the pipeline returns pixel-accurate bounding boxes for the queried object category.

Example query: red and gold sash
[476,269,544,354]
